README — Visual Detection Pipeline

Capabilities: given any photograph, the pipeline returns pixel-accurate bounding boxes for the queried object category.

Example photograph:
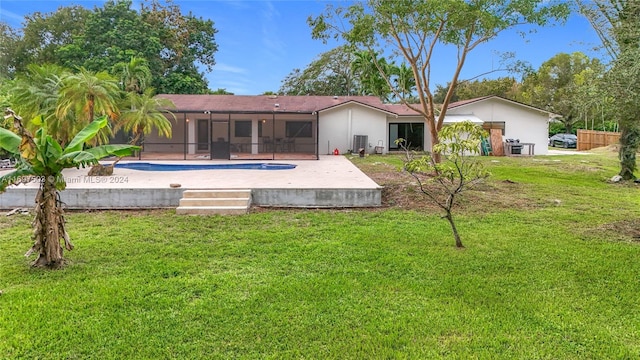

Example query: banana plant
[0,109,138,268]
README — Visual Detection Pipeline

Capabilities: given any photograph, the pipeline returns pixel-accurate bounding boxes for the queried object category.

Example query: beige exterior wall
[447,98,550,155]
[143,113,187,153]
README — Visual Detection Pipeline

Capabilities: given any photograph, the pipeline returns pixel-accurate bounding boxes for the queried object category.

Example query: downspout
[315,111,319,160]
[227,113,230,160]
[347,108,352,152]
[183,112,187,160]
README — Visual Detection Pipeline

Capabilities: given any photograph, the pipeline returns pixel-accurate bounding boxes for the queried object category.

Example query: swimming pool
[115,162,297,171]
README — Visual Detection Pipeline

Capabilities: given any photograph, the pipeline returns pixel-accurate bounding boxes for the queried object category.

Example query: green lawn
[1,151,639,359]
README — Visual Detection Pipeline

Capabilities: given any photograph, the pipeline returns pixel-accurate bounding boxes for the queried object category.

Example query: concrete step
[177,189,252,215]
[175,205,248,215]
[179,197,250,207]
[182,189,252,198]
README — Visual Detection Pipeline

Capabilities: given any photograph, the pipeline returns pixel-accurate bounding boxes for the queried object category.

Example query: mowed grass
[1,150,639,359]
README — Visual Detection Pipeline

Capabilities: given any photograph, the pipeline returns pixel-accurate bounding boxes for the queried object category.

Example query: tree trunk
[28,175,73,268]
[444,211,464,249]
[88,157,121,176]
[88,129,141,176]
[428,123,442,163]
[565,123,573,134]
[618,123,639,180]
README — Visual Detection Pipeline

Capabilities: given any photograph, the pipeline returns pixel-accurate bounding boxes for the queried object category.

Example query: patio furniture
[374,140,384,154]
[262,136,273,152]
[275,138,283,152]
[503,141,535,156]
[283,138,295,152]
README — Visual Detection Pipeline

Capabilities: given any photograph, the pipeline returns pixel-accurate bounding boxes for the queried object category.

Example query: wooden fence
[577,130,620,151]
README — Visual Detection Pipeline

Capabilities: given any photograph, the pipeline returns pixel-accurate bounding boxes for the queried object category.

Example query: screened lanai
[115,94,331,160]
[136,110,319,160]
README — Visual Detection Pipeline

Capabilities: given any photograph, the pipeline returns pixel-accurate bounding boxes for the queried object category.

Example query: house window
[234,121,263,137]
[235,121,251,137]
[389,123,424,150]
[482,122,505,135]
[286,121,312,138]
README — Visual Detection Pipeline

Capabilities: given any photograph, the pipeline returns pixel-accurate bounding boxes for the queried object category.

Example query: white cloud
[219,0,250,10]
[214,63,248,74]
[0,9,25,27]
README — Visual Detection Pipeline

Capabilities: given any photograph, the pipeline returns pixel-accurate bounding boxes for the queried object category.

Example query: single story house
[140,94,551,160]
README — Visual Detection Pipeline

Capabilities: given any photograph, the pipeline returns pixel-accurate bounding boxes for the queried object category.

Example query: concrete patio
[0,155,382,209]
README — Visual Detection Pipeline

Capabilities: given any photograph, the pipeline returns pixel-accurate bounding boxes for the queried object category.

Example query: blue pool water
[115,162,297,171]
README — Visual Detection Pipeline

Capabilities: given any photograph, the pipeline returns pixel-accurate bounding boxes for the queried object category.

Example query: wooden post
[490,129,504,156]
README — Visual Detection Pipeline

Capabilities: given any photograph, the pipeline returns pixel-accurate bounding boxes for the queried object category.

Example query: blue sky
[0,0,604,95]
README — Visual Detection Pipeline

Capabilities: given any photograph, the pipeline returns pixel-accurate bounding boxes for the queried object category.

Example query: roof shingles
[157,94,552,116]
[158,94,390,114]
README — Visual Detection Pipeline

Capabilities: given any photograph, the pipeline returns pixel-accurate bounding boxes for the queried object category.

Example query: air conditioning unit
[353,135,368,152]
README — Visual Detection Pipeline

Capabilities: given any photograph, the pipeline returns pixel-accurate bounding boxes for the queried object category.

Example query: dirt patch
[594,219,640,242]
[361,164,537,214]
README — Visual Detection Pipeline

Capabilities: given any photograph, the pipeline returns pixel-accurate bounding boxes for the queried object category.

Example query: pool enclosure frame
[128,110,320,161]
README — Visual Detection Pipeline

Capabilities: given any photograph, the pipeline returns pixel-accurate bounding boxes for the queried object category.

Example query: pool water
[115,162,297,171]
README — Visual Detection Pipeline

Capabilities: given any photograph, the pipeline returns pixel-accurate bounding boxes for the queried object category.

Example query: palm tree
[112,56,152,94]
[56,67,121,145]
[120,88,174,145]
[352,50,392,100]
[391,63,416,101]
[10,64,67,128]
[0,109,138,268]
[88,88,175,176]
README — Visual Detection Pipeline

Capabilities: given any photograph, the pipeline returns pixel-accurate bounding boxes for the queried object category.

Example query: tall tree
[3,0,218,94]
[89,88,175,176]
[56,68,121,145]
[210,88,234,95]
[579,0,640,180]
[433,77,521,103]
[0,23,20,79]
[0,110,138,268]
[351,50,392,100]
[280,45,358,96]
[1,6,90,77]
[9,64,67,127]
[112,56,152,94]
[391,62,417,101]
[519,52,605,134]
[309,0,569,161]
[119,88,174,146]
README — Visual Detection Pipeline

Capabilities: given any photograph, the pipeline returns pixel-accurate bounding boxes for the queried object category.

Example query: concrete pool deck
[0,155,382,209]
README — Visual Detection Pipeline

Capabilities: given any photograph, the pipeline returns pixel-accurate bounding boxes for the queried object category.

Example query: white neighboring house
[319,95,551,155]
[445,96,552,155]
[145,94,551,159]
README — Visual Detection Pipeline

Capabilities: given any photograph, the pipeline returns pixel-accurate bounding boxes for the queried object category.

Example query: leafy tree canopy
[580,0,640,180]
[1,0,218,94]
[309,0,569,159]
[518,52,606,134]
[210,88,235,95]
[279,45,359,96]
[433,77,521,103]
